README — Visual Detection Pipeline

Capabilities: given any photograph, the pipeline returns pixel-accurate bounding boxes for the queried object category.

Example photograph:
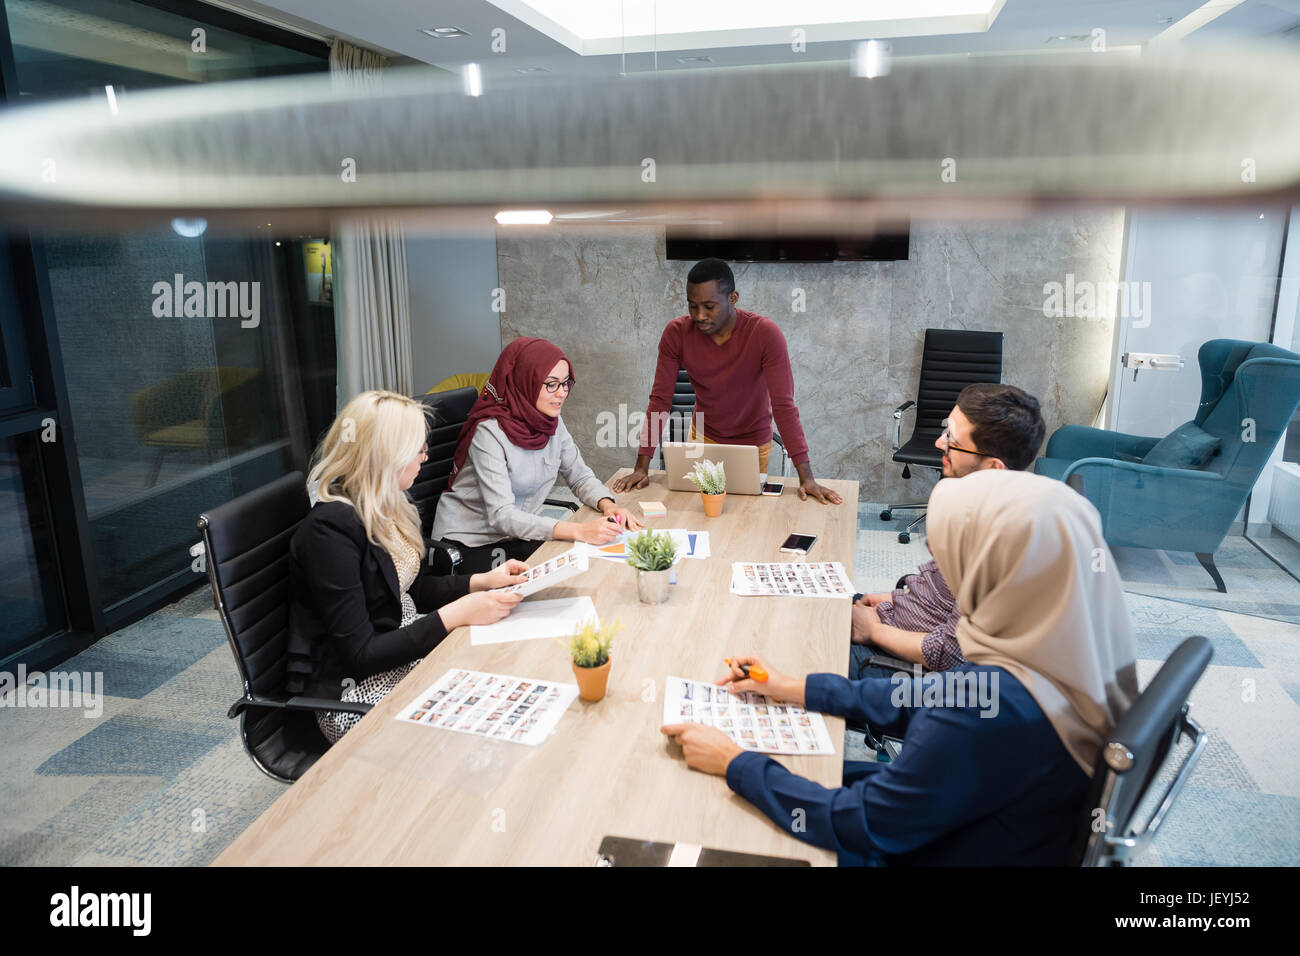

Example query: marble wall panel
[498,209,1125,503]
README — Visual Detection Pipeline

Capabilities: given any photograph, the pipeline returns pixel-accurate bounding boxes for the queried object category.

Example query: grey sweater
[431,417,613,547]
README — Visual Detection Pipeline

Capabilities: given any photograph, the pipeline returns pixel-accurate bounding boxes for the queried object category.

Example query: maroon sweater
[636,310,810,464]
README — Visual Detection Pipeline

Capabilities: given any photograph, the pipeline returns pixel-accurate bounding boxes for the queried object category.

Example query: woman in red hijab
[432,337,644,574]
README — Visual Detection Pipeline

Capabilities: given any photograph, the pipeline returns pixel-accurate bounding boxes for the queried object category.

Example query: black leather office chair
[411,386,578,574]
[882,329,1003,543]
[412,387,479,575]
[1073,636,1212,866]
[657,368,789,476]
[197,471,368,784]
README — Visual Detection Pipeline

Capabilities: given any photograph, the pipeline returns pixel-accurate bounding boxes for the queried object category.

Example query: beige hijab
[926,469,1139,775]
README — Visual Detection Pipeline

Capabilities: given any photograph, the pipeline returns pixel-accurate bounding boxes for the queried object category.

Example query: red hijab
[449,337,572,488]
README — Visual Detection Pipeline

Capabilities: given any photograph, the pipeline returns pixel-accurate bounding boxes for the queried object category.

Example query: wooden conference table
[216,470,860,866]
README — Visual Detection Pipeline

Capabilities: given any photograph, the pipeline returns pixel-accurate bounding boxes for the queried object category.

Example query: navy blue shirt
[724,666,1089,865]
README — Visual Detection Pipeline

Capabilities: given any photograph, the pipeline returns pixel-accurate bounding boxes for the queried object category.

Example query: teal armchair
[1034,340,1300,592]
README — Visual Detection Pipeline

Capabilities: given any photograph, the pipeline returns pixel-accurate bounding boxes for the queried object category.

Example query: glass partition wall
[0,0,331,668]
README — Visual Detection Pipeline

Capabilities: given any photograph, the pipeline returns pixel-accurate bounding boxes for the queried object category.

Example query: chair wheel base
[898,532,911,544]
[880,510,892,521]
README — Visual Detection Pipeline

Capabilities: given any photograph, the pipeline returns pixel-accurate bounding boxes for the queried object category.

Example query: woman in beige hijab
[662,469,1139,865]
[927,468,1139,773]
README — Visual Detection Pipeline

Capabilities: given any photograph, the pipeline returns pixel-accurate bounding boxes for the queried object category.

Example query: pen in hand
[723,658,769,682]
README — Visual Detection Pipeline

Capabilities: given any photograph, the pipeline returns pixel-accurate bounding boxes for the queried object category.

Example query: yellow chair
[131,367,264,485]
[427,373,489,395]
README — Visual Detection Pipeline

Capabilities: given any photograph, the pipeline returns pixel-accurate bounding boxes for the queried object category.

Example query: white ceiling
[219,0,1300,76]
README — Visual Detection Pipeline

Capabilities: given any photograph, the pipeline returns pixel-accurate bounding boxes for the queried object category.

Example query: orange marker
[723,659,768,682]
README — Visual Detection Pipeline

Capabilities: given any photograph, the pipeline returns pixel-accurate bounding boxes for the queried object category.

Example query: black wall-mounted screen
[666,230,909,262]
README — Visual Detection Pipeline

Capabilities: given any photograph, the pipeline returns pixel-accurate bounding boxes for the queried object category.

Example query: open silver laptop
[663,441,763,495]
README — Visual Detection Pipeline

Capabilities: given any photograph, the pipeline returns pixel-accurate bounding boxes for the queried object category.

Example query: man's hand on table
[610,469,650,493]
[611,455,653,494]
[851,603,879,645]
[793,462,842,505]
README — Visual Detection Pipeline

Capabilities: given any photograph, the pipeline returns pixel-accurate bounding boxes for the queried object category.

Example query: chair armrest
[891,401,916,452]
[1093,710,1206,865]
[543,498,581,513]
[1061,457,1228,551]
[228,695,373,719]
[771,431,784,448]
[1046,424,1158,462]
[428,538,463,575]
[1062,457,1224,485]
[866,654,924,674]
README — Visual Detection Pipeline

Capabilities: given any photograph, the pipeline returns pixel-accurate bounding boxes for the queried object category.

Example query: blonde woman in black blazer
[285,390,528,742]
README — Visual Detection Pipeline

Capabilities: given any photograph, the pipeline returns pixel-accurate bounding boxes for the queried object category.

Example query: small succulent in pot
[625,530,679,572]
[682,459,726,495]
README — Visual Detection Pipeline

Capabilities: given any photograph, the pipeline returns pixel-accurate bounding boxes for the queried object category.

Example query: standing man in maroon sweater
[610,259,842,504]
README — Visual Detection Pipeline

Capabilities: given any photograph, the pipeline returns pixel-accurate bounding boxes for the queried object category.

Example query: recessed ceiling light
[853,40,891,78]
[171,217,206,238]
[675,56,713,64]
[423,27,470,39]
[514,66,550,73]
[495,209,553,225]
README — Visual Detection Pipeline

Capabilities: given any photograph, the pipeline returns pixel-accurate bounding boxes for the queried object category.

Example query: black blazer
[285,500,473,700]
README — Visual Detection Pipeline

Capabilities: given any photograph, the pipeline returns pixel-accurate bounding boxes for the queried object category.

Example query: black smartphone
[779,533,817,554]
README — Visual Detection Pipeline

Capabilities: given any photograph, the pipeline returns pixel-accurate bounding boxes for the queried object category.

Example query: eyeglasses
[542,379,575,394]
[939,419,993,458]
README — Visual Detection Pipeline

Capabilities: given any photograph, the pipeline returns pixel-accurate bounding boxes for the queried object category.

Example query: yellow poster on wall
[305,240,331,274]
[305,240,333,304]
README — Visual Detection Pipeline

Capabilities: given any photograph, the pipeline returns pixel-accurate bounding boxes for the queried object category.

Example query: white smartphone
[761,480,784,496]
[779,532,818,555]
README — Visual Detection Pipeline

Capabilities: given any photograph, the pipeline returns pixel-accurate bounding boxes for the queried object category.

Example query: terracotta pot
[572,656,612,702]
[702,491,726,517]
[636,568,671,604]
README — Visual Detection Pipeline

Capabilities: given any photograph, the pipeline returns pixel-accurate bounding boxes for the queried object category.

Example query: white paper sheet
[397,668,578,746]
[663,675,836,755]
[469,596,599,645]
[499,548,588,598]
[578,529,706,563]
[729,561,854,599]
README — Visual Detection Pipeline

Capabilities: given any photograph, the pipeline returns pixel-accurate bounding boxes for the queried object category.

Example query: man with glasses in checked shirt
[851,384,1046,679]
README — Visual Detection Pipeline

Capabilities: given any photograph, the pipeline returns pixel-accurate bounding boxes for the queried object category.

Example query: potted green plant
[684,458,727,517]
[625,529,679,605]
[563,618,621,702]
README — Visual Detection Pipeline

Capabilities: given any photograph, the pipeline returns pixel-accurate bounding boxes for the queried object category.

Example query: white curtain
[328,39,414,403]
